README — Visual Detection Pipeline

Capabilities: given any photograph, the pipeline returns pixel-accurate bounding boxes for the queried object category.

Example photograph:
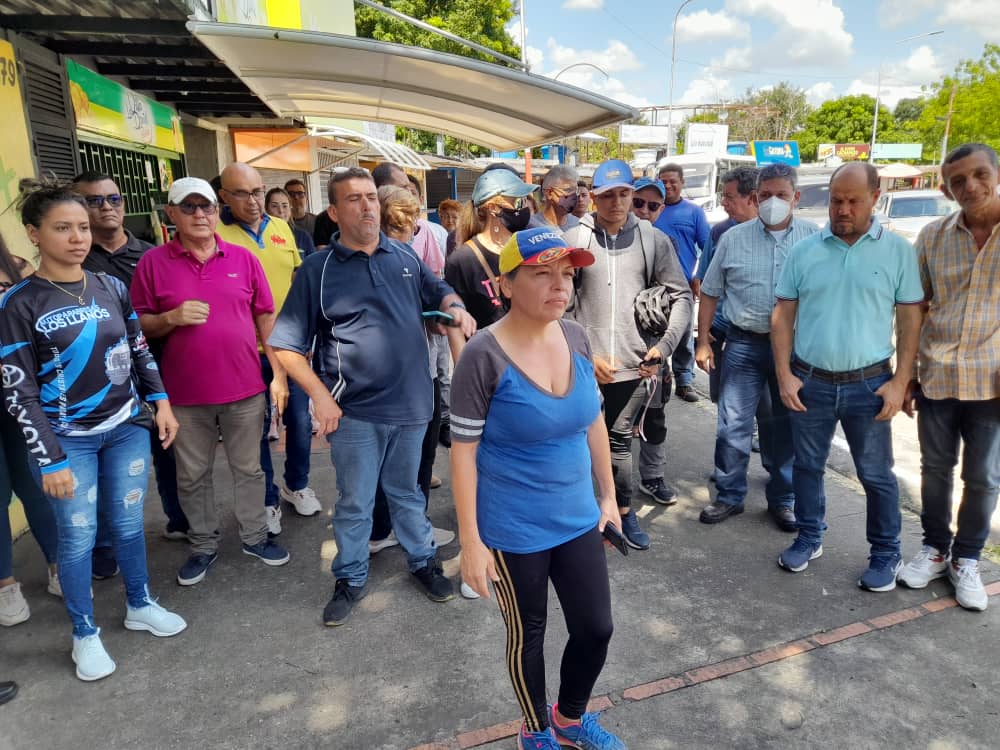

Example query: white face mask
[758,196,792,227]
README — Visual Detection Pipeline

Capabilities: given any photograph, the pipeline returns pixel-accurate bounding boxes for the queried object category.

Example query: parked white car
[874,189,957,243]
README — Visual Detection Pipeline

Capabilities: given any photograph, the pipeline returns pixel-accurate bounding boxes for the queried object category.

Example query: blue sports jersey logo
[35,304,111,336]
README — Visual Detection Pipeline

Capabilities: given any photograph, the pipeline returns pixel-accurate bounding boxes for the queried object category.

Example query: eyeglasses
[286,190,307,198]
[632,197,662,212]
[83,194,123,208]
[223,188,266,201]
[175,202,218,215]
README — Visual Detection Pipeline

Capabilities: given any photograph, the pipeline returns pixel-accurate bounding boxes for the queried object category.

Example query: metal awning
[188,21,638,151]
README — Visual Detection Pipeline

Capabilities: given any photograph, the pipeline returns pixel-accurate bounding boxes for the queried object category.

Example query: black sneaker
[412,559,455,602]
[91,548,119,580]
[323,579,368,626]
[177,552,218,586]
[639,478,677,506]
[675,385,699,403]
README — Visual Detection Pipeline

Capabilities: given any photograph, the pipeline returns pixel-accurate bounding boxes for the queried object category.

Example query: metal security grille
[455,169,479,203]
[425,169,454,208]
[78,140,185,216]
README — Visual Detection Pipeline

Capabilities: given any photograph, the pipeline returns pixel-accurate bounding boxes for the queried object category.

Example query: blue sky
[508,0,998,113]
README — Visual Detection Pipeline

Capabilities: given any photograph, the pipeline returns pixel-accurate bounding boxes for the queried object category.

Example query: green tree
[357,1,522,156]
[355,1,521,64]
[913,44,1000,161]
[723,82,811,143]
[894,97,924,124]
[796,94,895,161]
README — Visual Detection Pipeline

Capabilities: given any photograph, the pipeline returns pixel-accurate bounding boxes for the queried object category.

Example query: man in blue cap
[565,160,693,550]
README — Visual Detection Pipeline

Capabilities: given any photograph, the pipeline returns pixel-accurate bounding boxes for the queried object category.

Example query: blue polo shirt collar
[220,206,271,248]
[331,232,396,262]
[819,216,885,245]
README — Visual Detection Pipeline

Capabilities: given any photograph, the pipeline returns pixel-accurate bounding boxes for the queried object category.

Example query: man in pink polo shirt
[131,177,291,587]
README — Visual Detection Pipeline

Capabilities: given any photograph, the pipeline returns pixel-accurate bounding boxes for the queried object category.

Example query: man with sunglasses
[72,171,189,571]
[284,178,316,237]
[132,177,291,586]
[217,163,320,534]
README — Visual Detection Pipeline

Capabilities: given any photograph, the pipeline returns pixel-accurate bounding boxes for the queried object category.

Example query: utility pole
[940,83,957,164]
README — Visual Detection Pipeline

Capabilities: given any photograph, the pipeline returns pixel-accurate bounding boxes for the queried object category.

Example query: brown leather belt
[791,356,892,384]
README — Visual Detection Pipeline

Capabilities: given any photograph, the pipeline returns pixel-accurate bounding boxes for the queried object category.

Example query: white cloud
[679,73,734,105]
[525,45,545,71]
[716,46,753,72]
[847,45,943,108]
[545,37,643,74]
[805,82,836,106]
[879,0,936,28]
[562,0,603,9]
[937,1,1000,38]
[724,0,853,67]
[675,10,750,42]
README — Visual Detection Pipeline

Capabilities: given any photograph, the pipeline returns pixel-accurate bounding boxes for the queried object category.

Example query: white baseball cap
[167,177,217,205]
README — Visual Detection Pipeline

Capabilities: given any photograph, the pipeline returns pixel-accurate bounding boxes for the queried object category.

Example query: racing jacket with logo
[0,271,167,474]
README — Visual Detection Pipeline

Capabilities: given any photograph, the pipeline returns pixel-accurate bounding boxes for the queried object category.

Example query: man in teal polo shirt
[770,162,924,592]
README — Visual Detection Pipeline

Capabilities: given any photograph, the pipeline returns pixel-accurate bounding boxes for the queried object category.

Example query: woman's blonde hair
[455,195,510,247]
[377,185,419,236]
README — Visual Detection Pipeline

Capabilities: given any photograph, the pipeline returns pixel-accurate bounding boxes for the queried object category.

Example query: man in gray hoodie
[565,160,693,549]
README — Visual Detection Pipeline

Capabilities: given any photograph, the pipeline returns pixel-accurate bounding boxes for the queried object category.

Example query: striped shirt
[701,216,819,333]
[914,211,1000,401]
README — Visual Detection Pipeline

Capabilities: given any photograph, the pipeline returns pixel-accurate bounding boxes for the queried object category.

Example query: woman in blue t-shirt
[450,227,627,750]
[0,183,186,682]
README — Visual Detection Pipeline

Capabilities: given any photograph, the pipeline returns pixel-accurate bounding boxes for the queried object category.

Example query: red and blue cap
[499,227,595,274]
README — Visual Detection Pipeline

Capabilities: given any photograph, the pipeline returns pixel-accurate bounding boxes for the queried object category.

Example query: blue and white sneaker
[72,629,116,682]
[517,724,561,749]
[777,538,823,573]
[125,591,188,637]
[242,540,291,566]
[549,705,627,750]
[177,552,218,586]
[619,511,650,550]
[858,553,903,592]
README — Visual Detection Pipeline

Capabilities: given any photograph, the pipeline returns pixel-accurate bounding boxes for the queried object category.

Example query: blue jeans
[260,355,313,506]
[1,411,58,579]
[790,365,901,555]
[917,396,1000,560]
[45,422,152,637]
[327,416,435,586]
[671,322,695,387]
[714,332,794,510]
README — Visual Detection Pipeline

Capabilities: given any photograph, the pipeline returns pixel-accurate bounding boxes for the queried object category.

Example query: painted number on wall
[0,55,16,87]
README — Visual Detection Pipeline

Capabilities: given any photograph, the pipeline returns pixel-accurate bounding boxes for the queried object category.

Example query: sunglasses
[83,194,123,208]
[286,190,307,198]
[223,188,266,201]
[175,202,218,216]
[632,197,663,212]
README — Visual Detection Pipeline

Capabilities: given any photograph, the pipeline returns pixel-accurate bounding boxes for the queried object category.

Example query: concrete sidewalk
[2,374,998,750]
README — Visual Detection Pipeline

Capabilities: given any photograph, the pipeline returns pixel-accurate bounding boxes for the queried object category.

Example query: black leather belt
[728,325,770,340]
[792,356,892,384]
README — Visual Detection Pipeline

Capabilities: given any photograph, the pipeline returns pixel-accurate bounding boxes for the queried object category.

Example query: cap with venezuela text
[499,227,595,274]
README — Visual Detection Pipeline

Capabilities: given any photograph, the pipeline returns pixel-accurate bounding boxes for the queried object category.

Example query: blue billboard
[752,140,801,167]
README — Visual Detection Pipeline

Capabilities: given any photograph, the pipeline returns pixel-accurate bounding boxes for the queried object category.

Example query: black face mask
[498,206,531,232]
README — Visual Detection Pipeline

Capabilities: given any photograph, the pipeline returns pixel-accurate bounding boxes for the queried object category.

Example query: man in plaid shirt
[899,143,1000,611]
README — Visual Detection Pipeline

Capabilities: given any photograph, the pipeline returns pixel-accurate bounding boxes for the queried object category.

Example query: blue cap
[633,177,665,199]
[592,159,634,194]
[499,227,595,274]
[472,168,538,206]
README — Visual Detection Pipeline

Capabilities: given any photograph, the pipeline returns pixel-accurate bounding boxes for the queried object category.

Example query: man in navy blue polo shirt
[269,167,476,626]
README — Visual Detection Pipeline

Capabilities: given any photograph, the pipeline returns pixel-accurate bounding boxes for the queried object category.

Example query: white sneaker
[368,531,399,555]
[949,558,988,612]
[898,545,950,589]
[433,527,456,547]
[281,486,322,516]
[460,581,481,600]
[0,582,29,626]
[47,569,64,598]
[266,505,282,535]
[124,597,188,637]
[72,629,116,681]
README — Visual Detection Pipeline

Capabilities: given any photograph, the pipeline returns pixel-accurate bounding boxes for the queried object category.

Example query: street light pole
[870,30,943,160]
[667,0,695,157]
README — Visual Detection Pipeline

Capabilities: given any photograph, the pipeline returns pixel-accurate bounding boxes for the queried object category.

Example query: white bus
[653,153,757,223]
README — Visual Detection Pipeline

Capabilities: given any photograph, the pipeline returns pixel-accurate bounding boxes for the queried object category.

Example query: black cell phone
[421,310,460,327]
[640,355,663,367]
[602,523,629,556]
